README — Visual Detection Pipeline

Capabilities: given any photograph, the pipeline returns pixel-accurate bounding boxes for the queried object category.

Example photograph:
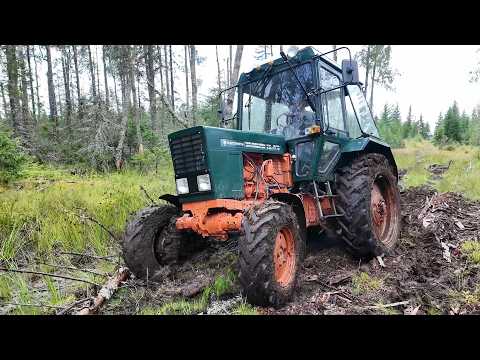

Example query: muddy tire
[238,200,305,307]
[334,153,401,259]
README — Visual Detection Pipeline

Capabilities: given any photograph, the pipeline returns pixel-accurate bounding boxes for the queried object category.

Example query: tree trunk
[169,45,174,109]
[332,45,337,62]
[129,48,143,154]
[224,45,244,123]
[144,45,158,132]
[226,57,230,88]
[157,45,164,95]
[115,46,131,170]
[88,45,97,102]
[163,45,170,104]
[5,46,21,131]
[61,47,72,133]
[189,45,197,123]
[215,45,222,92]
[364,45,371,97]
[102,46,110,108]
[26,45,36,122]
[18,46,30,123]
[72,45,81,106]
[370,61,376,111]
[0,82,8,121]
[56,75,63,117]
[184,45,190,111]
[32,46,41,118]
[229,45,233,86]
[109,55,120,113]
[45,45,58,127]
[280,45,284,53]
[95,46,101,101]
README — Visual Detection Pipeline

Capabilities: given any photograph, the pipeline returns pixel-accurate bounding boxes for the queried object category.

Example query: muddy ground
[99,174,480,315]
[4,164,480,315]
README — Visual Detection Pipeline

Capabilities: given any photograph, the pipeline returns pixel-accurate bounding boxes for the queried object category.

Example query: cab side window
[318,66,345,132]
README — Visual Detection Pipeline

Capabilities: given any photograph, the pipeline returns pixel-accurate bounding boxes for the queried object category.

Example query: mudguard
[159,194,180,209]
[341,137,398,180]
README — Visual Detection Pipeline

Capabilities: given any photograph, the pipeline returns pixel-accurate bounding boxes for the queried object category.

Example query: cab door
[314,63,347,181]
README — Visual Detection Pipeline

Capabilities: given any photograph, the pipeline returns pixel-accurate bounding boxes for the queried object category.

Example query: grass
[460,240,480,264]
[140,270,238,315]
[231,301,258,315]
[0,162,174,261]
[393,139,480,199]
[0,161,174,314]
[351,272,383,296]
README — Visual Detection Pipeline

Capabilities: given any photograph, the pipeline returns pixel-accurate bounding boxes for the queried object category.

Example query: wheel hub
[274,227,295,287]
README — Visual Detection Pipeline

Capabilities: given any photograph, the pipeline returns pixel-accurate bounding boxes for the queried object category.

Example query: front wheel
[238,200,305,307]
[334,153,401,259]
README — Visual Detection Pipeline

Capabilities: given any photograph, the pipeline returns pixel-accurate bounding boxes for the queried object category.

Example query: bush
[0,132,27,183]
[128,147,170,173]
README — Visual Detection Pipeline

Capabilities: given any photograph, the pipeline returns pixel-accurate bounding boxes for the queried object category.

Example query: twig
[1,302,65,310]
[0,267,100,287]
[365,300,410,310]
[146,78,189,128]
[56,298,92,315]
[140,185,156,205]
[71,207,118,241]
[36,262,108,278]
[58,251,117,261]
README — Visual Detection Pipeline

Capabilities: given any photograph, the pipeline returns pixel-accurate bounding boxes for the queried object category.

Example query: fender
[340,137,398,180]
[159,194,180,209]
[270,192,307,237]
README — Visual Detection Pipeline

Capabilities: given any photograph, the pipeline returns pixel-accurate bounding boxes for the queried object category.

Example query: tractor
[122,46,401,307]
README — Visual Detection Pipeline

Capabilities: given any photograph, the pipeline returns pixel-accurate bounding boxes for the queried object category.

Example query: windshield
[347,85,379,137]
[240,62,316,140]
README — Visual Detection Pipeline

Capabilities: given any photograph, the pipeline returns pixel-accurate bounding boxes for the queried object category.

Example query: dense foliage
[0,131,27,183]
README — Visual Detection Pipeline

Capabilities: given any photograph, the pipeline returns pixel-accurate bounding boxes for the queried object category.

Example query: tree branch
[145,78,189,128]
[0,267,100,286]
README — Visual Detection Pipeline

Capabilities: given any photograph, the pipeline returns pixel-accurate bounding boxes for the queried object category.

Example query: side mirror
[342,59,359,85]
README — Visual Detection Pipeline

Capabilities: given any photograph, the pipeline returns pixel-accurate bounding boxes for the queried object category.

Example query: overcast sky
[196,45,480,130]
[15,45,480,132]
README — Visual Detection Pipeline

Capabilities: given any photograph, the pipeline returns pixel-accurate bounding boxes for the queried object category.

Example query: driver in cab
[281,98,316,139]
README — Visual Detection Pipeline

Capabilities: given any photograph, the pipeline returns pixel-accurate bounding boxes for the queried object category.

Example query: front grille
[170,132,207,177]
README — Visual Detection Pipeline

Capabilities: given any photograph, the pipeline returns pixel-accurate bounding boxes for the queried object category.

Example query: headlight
[197,174,211,192]
[176,178,189,194]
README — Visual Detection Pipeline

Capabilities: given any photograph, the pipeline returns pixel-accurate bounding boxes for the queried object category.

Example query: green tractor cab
[122,46,401,308]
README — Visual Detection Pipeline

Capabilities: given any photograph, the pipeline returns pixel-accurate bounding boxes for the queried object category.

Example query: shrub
[0,132,27,183]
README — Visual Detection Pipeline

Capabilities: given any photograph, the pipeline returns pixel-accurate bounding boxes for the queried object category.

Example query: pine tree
[433,112,445,144]
[443,101,461,142]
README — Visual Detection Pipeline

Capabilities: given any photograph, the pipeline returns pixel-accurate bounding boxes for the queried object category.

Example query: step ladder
[312,181,344,220]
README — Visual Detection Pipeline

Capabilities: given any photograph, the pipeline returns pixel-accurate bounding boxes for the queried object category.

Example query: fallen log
[75,267,131,315]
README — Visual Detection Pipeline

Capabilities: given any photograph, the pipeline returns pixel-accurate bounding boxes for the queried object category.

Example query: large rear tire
[334,153,401,259]
[238,200,305,307]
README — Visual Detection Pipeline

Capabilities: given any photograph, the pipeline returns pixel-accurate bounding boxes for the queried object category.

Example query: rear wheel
[238,200,305,307]
[334,153,401,259]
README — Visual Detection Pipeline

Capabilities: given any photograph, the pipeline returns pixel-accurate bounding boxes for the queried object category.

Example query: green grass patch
[0,163,175,261]
[351,272,383,296]
[461,241,480,264]
[231,301,258,315]
[393,139,480,199]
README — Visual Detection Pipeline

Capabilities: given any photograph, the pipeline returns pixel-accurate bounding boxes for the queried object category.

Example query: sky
[195,45,480,130]
[7,45,480,132]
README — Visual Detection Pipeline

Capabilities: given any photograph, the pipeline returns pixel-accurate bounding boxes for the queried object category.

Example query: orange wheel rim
[274,226,295,287]
[371,178,394,244]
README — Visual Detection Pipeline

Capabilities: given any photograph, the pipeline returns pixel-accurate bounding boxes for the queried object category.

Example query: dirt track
[100,180,480,315]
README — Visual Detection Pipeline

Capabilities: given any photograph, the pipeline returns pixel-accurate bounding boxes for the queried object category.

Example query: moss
[351,272,383,296]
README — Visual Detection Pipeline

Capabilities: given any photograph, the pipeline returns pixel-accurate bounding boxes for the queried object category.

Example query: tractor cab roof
[238,46,341,85]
